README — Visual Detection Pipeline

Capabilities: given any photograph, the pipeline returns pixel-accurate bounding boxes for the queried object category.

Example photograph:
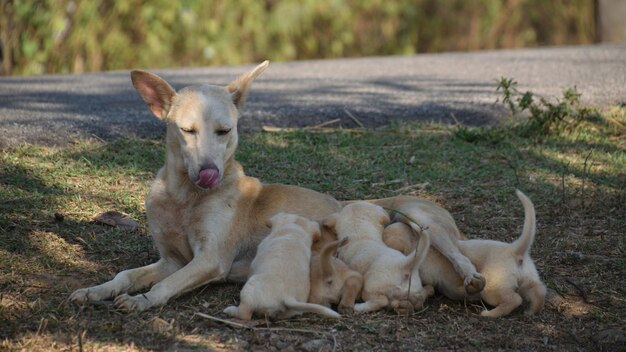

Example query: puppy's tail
[320,237,349,278]
[511,189,537,257]
[402,226,430,271]
[283,298,341,319]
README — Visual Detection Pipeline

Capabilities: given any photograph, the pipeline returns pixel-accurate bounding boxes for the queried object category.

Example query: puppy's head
[325,202,390,237]
[131,61,269,190]
[267,212,321,241]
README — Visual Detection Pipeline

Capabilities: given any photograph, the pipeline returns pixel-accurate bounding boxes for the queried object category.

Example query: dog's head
[131,61,269,190]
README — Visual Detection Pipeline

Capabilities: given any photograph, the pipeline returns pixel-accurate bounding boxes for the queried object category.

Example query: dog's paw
[70,287,112,304]
[114,293,151,312]
[464,273,486,295]
[69,288,92,304]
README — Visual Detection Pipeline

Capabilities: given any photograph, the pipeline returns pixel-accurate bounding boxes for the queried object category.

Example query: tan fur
[223,213,339,320]
[309,238,364,314]
[324,202,434,314]
[69,61,482,312]
[382,190,546,317]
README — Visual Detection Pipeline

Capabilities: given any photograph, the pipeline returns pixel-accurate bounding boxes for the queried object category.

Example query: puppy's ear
[378,209,391,226]
[131,70,176,120]
[322,214,338,230]
[226,60,269,112]
[311,226,322,243]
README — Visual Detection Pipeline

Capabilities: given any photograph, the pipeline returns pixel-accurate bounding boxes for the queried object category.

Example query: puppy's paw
[464,273,486,295]
[337,304,354,315]
[353,302,369,314]
[113,293,151,312]
[69,287,111,304]
[391,299,414,315]
[223,305,239,317]
[480,309,499,318]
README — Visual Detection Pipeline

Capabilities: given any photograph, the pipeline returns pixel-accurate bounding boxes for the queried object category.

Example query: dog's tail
[283,298,341,319]
[402,226,430,271]
[320,237,349,278]
[511,189,537,257]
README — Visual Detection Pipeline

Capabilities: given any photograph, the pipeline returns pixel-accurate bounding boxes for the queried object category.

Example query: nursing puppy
[383,190,546,318]
[324,202,433,314]
[309,238,364,314]
[223,213,340,320]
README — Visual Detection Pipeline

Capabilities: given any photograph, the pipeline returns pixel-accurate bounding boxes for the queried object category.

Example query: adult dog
[70,61,484,311]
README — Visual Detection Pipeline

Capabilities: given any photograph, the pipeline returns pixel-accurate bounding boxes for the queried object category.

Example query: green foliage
[455,77,612,144]
[496,77,601,138]
[1,0,595,75]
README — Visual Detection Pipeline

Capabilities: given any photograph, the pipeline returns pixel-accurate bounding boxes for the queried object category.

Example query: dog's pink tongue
[197,168,220,189]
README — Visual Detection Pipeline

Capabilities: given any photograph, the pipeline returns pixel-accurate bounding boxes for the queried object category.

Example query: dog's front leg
[70,259,180,304]
[114,252,228,311]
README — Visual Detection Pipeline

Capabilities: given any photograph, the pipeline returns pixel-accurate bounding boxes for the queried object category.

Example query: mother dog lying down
[70,61,485,312]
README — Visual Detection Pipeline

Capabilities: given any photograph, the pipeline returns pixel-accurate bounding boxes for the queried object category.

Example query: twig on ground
[450,112,461,126]
[372,179,404,187]
[393,182,430,193]
[261,126,359,133]
[195,312,254,329]
[195,311,337,349]
[310,118,341,129]
[344,108,365,128]
[581,150,593,210]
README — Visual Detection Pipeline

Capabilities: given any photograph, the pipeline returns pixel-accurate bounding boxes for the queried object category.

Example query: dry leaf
[93,211,140,231]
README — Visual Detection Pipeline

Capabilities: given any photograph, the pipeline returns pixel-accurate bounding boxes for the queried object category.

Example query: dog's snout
[200,162,219,172]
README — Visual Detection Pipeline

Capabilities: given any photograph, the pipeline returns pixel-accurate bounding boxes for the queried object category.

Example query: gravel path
[0,44,624,147]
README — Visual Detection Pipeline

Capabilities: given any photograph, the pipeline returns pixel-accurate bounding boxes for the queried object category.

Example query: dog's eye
[216,128,231,136]
[180,127,196,134]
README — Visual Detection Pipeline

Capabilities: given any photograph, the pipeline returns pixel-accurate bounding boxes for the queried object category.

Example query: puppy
[324,202,433,314]
[309,238,364,314]
[383,190,546,317]
[223,213,340,320]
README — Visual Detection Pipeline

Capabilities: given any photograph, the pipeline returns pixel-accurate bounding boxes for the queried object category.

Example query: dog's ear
[226,61,269,112]
[131,70,176,120]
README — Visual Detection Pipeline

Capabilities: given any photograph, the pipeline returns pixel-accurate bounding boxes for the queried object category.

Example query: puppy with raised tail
[308,238,364,314]
[223,213,340,320]
[383,190,546,318]
[324,202,433,314]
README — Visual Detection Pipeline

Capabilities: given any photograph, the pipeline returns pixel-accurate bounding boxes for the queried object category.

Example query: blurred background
[1,0,621,76]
